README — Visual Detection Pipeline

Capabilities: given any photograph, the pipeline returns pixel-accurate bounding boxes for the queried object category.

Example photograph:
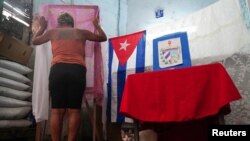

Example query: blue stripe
[107,40,113,122]
[135,31,146,73]
[116,63,127,122]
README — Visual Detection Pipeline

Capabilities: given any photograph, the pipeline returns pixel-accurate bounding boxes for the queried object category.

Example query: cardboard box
[0,32,33,65]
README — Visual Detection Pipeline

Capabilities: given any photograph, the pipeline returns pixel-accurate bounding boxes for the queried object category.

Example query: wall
[126,0,218,34]
[240,0,250,31]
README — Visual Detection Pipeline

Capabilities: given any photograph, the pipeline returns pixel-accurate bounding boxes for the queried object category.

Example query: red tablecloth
[120,63,241,122]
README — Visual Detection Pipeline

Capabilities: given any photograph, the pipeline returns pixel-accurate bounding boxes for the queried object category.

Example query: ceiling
[3,0,32,17]
[1,0,33,40]
[2,0,33,25]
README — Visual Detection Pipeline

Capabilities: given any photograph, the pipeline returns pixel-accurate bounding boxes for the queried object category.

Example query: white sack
[0,96,32,107]
[0,77,30,90]
[0,86,32,100]
[0,67,31,83]
[0,107,31,120]
[0,59,32,74]
[0,119,32,128]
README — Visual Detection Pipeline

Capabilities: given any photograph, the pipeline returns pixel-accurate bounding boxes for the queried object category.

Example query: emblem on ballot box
[158,38,183,68]
[153,32,191,70]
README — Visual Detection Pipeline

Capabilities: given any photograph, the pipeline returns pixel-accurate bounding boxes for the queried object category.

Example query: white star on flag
[119,40,130,51]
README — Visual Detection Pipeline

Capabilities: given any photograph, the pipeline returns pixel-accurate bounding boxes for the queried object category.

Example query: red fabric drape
[120,63,241,122]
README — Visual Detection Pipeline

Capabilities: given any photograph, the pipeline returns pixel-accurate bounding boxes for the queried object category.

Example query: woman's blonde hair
[57,12,74,27]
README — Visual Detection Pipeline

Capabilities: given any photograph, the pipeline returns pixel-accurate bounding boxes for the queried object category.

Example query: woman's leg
[67,108,81,141]
[66,64,86,141]
[50,108,66,141]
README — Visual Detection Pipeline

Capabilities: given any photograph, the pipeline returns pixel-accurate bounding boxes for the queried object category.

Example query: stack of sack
[0,59,33,128]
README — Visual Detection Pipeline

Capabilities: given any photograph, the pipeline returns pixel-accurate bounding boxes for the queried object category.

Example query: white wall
[126,0,218,34]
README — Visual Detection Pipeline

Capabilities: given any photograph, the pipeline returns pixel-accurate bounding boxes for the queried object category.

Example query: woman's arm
[32,16,50,45]
[83,17,107,42]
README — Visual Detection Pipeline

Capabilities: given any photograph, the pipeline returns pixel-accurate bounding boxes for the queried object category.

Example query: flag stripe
[135,33,146,73]
[116,64,127,122]
[107,42,113,122]
[111,53,120,122]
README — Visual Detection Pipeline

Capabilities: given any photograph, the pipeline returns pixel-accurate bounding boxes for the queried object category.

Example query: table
[120,63,241,122]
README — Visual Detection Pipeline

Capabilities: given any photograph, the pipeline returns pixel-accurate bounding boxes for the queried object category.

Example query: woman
[32,13,107,141]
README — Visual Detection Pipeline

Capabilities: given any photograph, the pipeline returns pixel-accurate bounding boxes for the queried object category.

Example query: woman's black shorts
[49,63,86,109]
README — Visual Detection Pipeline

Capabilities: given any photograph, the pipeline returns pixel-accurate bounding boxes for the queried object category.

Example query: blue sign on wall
[155,8,164,18]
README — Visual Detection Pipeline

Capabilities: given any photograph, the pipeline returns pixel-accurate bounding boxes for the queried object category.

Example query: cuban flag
[107,31,146,123]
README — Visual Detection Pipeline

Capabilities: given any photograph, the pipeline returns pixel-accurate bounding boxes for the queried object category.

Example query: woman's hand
[39,16,48,30]
[32,14,40,34]
[32,16,50,45]
[86,16,107,42]
[93,17,100,28]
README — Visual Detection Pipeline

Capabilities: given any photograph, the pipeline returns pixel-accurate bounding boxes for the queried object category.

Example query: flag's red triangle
[110,31,144,66]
